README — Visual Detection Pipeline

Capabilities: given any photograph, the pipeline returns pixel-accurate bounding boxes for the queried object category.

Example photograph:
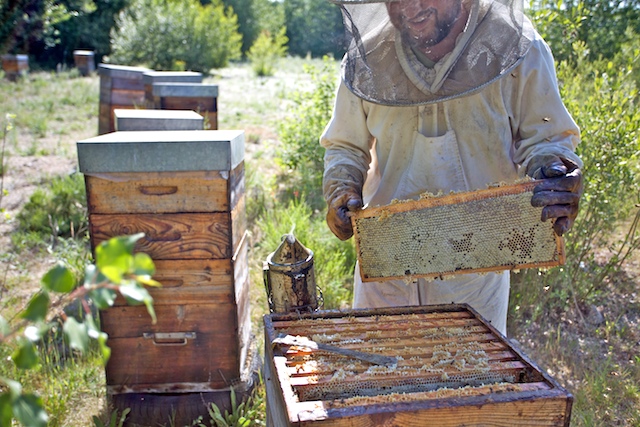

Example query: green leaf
[135,275,162,288]
[20,292,50,322]
[1,377,22,399]
[119,284,151,305]
[12,339,39,369]
[0,315,9,337]
[119,285,157,324]
[63,317,89,353]
[42,264,75,293]
[96,238,132,284]
[0,393,13,427]
[97,330,111,365]
[132,252,155,276]
[13,393,48,427]
[88,287,117,310]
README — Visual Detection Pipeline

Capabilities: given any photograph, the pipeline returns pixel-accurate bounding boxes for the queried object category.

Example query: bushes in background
[109,0,242,72]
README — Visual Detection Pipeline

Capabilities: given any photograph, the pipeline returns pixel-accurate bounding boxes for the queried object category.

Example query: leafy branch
[0,233,160,427]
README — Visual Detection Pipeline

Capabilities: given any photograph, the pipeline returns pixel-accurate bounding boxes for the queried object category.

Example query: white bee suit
[321,22,581,334]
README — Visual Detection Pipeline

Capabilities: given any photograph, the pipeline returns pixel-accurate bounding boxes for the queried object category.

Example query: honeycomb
[352,182,564,281]
[270,307,542,406]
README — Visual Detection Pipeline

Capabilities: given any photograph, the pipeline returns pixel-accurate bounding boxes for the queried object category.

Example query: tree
[528,0,640,63]
[219,0,285,55]
[109,0,242,72]
[284,0,345,58]
[0,0,76,56]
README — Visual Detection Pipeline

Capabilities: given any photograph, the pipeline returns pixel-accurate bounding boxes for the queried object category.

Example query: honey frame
[351,181,566,282]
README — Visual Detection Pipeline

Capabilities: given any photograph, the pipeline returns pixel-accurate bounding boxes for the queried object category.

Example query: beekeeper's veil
[331,0,534,106]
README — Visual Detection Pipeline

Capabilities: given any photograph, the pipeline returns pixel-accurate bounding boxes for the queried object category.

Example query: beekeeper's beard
[394,1,463,51]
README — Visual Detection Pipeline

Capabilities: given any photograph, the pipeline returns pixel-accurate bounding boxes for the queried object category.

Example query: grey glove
[527,154,583,236]
[323,164,365,240]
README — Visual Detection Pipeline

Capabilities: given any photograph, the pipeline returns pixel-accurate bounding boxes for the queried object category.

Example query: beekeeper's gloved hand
[324,164,365,240]
[527,154,583,236]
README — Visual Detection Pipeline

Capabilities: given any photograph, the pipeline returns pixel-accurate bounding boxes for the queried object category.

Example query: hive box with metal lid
[77,130,255,426]
[98,63,152,134]
[151,82,219,130]
[264,304,572,426]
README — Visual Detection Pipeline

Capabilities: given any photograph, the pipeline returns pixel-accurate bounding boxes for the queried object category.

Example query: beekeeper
[321,0,584,334]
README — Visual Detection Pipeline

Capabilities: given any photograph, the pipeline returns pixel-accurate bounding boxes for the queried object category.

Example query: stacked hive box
[151,82,219,130]
[98,64,152,134]
[114,109,204,131]
[73,50,95,76]
[264,304,572,426]
[142,71,203,108]
[77,130,252,425]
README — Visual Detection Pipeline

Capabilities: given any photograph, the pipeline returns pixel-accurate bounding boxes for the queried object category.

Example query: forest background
[0,0,639,426]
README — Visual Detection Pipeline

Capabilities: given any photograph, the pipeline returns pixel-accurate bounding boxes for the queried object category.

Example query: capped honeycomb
[267,306,546,406]
[351,181,565,282]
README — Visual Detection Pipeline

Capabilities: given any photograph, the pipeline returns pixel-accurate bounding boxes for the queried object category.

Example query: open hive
[351,180,565,282]
[264,305,572,426]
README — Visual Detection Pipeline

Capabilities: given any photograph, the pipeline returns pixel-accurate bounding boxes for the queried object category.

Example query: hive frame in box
[351,180,565,282]
[264,304,572,427]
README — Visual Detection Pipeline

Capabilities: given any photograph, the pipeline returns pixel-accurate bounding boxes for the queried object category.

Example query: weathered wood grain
[89,212,232,259]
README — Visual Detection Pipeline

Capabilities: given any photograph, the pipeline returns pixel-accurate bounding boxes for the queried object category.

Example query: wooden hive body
[264,305,572,427]
[98,64,152,134]
[73,50,95,76]
[1,54,28,81]
[78,130,253,425]
[152,82,219,130]
[352,181,565,282]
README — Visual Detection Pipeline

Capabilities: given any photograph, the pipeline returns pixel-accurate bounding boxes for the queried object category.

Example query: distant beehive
[264,304,573,426]
[98,64,152,134]
[73,50,95,76]
[351,181,565,282]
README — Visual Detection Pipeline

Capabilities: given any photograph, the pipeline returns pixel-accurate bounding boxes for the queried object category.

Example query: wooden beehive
[264,305,572,427]
[1,54,28,81]
[73,50,95,76]
[142,71,203,108]
[78,130,253,425]
[352,181,565,282]
[151,82,219,130]
[98,63,152,134]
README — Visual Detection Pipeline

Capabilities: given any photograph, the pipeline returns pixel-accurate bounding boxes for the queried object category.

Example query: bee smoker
[263,233,322,313]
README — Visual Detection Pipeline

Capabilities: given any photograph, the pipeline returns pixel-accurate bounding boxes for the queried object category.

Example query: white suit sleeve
[509,36,582,175]
[321,81,374,178]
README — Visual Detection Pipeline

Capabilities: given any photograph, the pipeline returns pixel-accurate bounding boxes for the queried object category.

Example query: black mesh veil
[330,0,534,106]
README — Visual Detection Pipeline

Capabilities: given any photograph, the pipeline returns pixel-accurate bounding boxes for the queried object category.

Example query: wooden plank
[89,212,231,260]
[85,172,232,214]
[105,331,239,389]
[162,97,217,112]
[111,89,146,106]
[101,303,236,338]
[112,258,235,306]
[110,77,146,91]
[231,197,247,255]
[295,395,571,426]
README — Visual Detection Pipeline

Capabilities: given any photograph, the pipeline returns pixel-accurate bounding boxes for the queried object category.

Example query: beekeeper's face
[387,0,463,49]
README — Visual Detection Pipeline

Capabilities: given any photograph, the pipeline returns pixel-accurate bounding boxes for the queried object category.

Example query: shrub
[277,56,338,210]
[510,42,640,321]
[14,173,88,247]
[109,0,242,72]
[247,27,288,77]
